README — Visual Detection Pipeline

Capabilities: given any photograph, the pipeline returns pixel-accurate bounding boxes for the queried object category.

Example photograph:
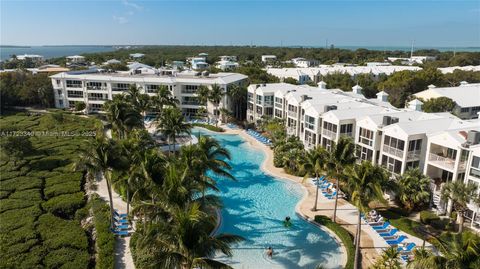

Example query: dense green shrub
[37,213,89,250]
[0,205,43,232]
[430,218,450,230]
[45,172,83,186]
[91,196,115,269]
[1,176,42,192]
[44,181,81,199]
[9,189,42,201]
[314,215,354,269]
[43,248,89,269]
[192,123,225,132]
[0,198,38,213]
[42,192,86,217]
[420,210,440,224]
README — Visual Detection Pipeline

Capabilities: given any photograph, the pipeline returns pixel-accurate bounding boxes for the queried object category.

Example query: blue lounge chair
[371,221,390,230]
[397,242,416,253]
[401,255,411,262]
[115,224,130,230]
[112,230,130,236]
[386,235,407,246]
[114,210,128,218]
[325,191,337,198]
[115,218,129,224]
[379,228,398,237]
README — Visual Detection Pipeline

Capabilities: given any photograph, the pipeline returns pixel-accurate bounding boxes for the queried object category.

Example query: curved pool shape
[195,129,344,269]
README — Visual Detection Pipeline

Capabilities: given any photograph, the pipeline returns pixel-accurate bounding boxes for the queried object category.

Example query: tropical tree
[441,180,478,233]
[209,84,224,126]
[301,147,328,211]
[126,84,142,109]
[371,247,402,269]
[197,85,210,121]
[73,135,125,227]
[135,202,243,269]
[407,247,445,269]
[325,136,356,222]
[422,232,480,268]
[422,97,456,113]
[156,107,192,152]
[103,95,143,139]
[346,161,391,269]
[218,107,231,123]
[397,168,431,212]
[227,84,247,120]
[151,85,178,116]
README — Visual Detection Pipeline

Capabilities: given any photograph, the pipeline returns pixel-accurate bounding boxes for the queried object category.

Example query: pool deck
[220,126,430,268]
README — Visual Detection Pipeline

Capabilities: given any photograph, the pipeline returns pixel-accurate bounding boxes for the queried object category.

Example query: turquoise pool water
[195,129,344,269]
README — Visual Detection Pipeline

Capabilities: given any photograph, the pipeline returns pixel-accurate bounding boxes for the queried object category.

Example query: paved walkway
[222,126,431,268]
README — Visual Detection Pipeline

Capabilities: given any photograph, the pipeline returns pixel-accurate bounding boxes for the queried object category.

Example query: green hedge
[37,213,89,250]
[192,123,225,132]
[314,215,354,269]
[42,192,86,218]
[420,210,440,224]
[91,196,115,269]
[44,181,82,199]
[43,248,89,269]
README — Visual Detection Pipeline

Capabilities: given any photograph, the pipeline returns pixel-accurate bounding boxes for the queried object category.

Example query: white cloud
[122,0,142,11]
[113,15,129,24]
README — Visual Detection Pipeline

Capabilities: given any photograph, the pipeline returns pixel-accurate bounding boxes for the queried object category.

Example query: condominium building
[414,82,480,119]
[50,69,247,115]
[66,55,86,66]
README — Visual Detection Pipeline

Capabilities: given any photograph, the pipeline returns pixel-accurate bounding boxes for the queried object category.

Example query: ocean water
[0,46,115,61]
[194,129,344,269]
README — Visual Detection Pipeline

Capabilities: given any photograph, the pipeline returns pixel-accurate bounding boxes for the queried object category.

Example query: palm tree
[301,147,328,211]
[151,85,178,117]
[441,180,478,233]
[397,168,431,212]
[218,107,231,123]
[227,84,247,120]
[346,161,390,269]
[156,107,192,152]
[135,202,243,269]
[407,247,445,269]
[326,136,356,223]
[209,84,224,126]
[126,84,142,109]
[197,85,210,121]
[73,135,125,227]
[103,95,143,139]
[372,247,402,269]
[195,136,234,204]
[428,232,480,268]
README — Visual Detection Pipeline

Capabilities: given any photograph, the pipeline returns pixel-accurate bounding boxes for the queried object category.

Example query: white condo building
[51,69,247,115]
[414,82,480,119]
[248,82,480,229]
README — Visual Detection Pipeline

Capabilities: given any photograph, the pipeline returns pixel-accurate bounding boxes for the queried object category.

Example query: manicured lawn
[192,123,225,132]
[377,209,426,240]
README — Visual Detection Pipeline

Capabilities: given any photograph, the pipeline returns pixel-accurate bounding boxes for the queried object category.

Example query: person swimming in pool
[283,216,292,227]
[266,246,273,258]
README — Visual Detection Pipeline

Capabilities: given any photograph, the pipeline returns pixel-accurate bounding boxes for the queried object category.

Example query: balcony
[340,132,353,138]
[359,137,373,147]
[470,167,480,179]
[383,145,404,158]
[275,103,282,109]
[87,86,107,91]
[428,153,466,171]
[287,111,298,118]
[305,123,315,131]
[407,150,421,160]
[322,129,336,139]
[181,89,197,94]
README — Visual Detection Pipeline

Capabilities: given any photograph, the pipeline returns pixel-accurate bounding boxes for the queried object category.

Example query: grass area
[314,215,354,269]
[0,112,102,268]
[192,123,225,132]
[377,208,426,240]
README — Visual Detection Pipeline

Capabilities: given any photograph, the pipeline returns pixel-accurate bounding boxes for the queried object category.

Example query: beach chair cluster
[246,129,272,145]
[363,210,416,262]
[312,176,337,200]
[111,210,132,237]
[226,123,239,129]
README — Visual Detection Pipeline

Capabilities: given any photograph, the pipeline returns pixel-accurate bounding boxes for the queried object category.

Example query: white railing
[287,111,297,118]
[359,137,373,147]
[407,150,421,160]
[275,103,282,108]
[87,86,107,91]
[340,132,353,137]
[383,145,404,158]
[428,153,455,170]
[322,129,336,138]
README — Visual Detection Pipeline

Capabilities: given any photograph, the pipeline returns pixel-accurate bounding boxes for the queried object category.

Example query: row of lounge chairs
[246,129,272,145]
[363,211,416,262]
[111,210,131,237]
[313,176,337,200]
[226,123,239,129]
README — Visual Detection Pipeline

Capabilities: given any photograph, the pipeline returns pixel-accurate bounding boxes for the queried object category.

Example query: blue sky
[1,0,479,47]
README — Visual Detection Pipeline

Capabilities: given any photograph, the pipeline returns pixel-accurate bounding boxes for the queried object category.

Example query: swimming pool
[195,129,344,269]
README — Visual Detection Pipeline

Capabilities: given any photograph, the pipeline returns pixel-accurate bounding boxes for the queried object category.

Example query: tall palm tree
[126,84,142,109]
[227,84,247,120]
[326,136,356,222]
[151,85,178,117]
[195,136,235,204]
[301,146,328,211]
[73,135,125,227]
[441,180,478,233]
[397,168,431,212]
[156,107,192,152]
[104,95,143,139]
[135,202,243,269]
[197,85,210,121]
[346,161,390,269]
[218,107,231,123]
[427,232,480,268]
[209,84,224,126]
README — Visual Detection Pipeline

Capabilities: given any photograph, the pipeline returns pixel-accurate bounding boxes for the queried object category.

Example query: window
[256,95,262,105]
[472,106,480,113]
[247,93,253,102]
[256,106,263,115]
[381,155,402,174]
[359,127,374,146]
[274,108,283,118]
[58,100,63,106]
[408,139,422,151]
[86,81,105,90]
[340,124,353,135]
[88,93,107,100]
[360,147,373,161]
[56,79,61,86]
[323,121,337,132]
[264,96,273,105]
[182,96,199,105]
[384,135,405,150]
[305,115,315,130]
[66,80,82,88]
[406,161,420,169]
[112,83,130,91]
[57,89,62,95]
[67,90,83,98]
[182,85,198,94]
[264,107,273,116]
[146,84,160,93]
[470,156,480,179]
[461,107,470,113]
[90,103,103,110]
